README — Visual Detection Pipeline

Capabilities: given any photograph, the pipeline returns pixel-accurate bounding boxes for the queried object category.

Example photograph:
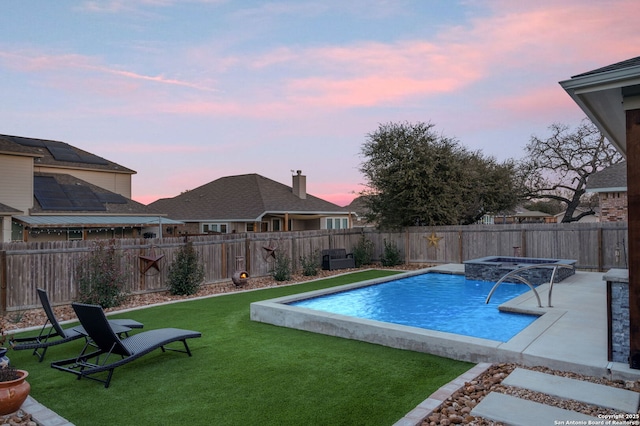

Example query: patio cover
[12,215,183,228]
[560,56,640,369]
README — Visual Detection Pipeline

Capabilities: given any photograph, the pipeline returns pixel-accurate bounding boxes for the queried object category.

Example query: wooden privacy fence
[0,222,629,313]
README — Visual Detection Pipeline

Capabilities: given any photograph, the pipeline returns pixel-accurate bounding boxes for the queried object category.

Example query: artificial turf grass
[10,269,473,426]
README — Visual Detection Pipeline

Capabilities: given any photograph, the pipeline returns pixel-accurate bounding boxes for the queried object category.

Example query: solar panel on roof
[61,184,105,210]
[2,135,47,147]
[45,141,109,165]
[34,176,75,210]
[33,176,107,211]
[7,136,110,165]
[47,144,83,162]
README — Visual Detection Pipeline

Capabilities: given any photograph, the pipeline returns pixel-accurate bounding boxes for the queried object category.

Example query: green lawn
[10,270,473,425]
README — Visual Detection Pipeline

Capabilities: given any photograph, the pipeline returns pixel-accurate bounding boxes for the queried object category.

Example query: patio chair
[51,302,202,388]
[11,288,143,362]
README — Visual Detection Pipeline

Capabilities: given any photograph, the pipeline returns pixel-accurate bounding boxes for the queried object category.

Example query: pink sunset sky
[1,1,639,207]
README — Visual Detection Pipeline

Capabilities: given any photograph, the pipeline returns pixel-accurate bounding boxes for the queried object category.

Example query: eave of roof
[178,211,353,223]
[559,56,640,156]
[0,202,22,215]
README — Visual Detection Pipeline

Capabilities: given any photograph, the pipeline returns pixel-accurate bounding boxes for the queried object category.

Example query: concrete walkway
[471,367,640,425]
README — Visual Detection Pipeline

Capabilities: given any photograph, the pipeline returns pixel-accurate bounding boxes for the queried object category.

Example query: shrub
[77,239,129,308]
[380,239,402,267]
[168,240,205,295]
[352,235,374,267]
[271,250,292,281]
[300,250,320,276]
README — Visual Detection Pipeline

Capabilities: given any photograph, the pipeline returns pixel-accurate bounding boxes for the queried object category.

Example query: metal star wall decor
[139,246,165,274]
[262,243,278,260]
[426,232,443,248]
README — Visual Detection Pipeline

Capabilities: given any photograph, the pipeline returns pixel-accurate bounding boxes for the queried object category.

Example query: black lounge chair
[51,302,202,388]
[11,288,143,362]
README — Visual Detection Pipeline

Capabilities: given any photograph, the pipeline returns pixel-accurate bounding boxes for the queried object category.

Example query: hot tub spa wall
[464,256,576,285]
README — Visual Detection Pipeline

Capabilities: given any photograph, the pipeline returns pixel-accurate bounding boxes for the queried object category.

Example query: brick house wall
[599,191,628,222]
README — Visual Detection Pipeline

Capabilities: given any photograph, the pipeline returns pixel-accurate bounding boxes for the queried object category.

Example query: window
[246,223,255,232]
[325,217,349,230]
[272,218,281,231]
[202,223,228,233]
[67,228,83,241]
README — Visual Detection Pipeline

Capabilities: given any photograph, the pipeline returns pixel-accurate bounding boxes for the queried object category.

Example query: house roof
[30,172,159,216]
[515,209,550,218]
[586,161,627,192]
[0,134,135,174]
[0,202,21,215]
[559,56,640,156]
[148,173,350,222]
[346,196,368,216]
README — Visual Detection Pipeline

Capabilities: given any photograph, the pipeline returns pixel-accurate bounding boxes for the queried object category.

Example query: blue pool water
[290,273,538,342]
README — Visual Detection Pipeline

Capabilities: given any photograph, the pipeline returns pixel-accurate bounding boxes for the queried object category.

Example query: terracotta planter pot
[0,370,30,416]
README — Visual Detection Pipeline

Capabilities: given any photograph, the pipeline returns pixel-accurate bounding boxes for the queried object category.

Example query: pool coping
[250,266,558,364]
[250,264,638,380]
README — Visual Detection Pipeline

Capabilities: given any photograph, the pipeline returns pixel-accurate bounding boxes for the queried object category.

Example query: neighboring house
[345,196,375,228]
[482,206,554,224]
[553,206,600,223]
[0,134,180,242]
[586,161,627,222]
[148,170,353,234]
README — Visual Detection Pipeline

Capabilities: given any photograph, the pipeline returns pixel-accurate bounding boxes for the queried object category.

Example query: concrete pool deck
[250,264,640,382]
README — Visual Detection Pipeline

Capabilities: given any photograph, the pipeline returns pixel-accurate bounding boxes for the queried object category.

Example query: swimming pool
[289,273,538,342]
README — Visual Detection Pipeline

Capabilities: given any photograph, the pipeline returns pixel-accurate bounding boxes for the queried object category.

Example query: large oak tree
[359,121,518,228]
[518,119,623,223]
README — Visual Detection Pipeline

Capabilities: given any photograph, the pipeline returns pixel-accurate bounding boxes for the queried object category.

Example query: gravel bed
[423,363,640,426]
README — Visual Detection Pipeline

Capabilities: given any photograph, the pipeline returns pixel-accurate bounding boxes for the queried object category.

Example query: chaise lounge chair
[11,288,143,362]
[51,302,202,388]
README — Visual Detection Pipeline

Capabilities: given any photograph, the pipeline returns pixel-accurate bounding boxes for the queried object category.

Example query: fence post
[598,227,603,271]
[405,229,410,265]
[245,236,251,277]
[221,242,227,279]
[0,251,6,315]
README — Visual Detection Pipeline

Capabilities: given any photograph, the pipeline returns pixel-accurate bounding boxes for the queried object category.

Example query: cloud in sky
[1,0,639,206]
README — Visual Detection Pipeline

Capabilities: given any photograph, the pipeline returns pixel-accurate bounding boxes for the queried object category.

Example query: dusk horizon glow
[2,1,638,207]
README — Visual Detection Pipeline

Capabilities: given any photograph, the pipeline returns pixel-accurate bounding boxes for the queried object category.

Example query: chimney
[292,170,306,199]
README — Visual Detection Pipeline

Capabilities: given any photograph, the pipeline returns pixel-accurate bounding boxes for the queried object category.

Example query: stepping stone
[502,367,639,413]
[471,392,602,426]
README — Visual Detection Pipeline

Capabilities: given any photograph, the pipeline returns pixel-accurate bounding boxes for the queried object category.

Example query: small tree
[352,234,374,267]
[168,239,205,295]
[271,250,292,281]
[380,239,402,267]
[300,250,320,276]
[77,239,129,308]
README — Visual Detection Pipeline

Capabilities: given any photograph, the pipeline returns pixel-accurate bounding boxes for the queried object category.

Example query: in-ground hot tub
[464,256,576,285]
